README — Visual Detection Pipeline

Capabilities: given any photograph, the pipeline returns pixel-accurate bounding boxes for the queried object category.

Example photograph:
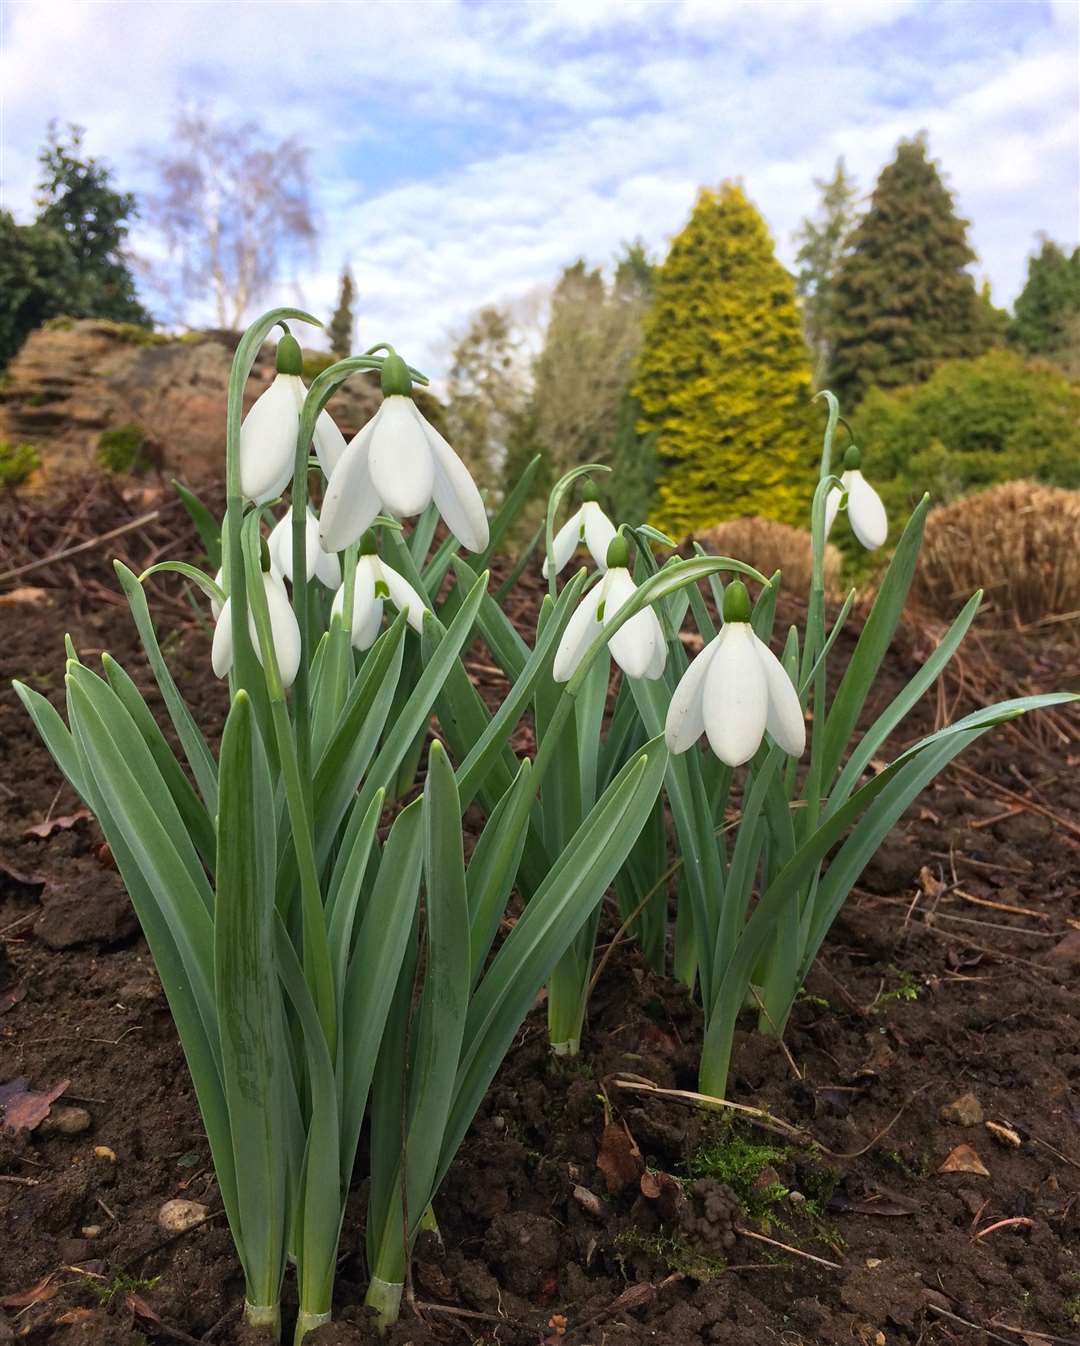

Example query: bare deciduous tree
[145,108,318,328]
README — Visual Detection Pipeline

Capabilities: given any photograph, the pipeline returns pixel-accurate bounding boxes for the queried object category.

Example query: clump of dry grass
[914,480,1080,628]
[695,516,842,599]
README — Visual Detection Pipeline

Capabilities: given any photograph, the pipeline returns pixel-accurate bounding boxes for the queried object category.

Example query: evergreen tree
[1009,237,1080,359]
[828,134,989,406]
[328,267,356,358]
[793,157,860,384]
[634,183,816,539]
[35,122,151,326]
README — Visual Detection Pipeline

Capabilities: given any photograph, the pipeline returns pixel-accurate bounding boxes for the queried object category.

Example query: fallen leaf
[1045,929,1080,966]
[639,1168,682,1219]
[0,1077,69,1133]
[56,1309,97,1325]
[596,1120,644,1195]
[0,1273,58,1307]
[125,1293,162,1326]
[828,1192,919,1217]
[23,810,91,839]
[938,1144,990,1177]
[0,587,51,606]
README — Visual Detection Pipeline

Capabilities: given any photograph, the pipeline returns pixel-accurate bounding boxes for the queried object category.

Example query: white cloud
[1,0,1076,373]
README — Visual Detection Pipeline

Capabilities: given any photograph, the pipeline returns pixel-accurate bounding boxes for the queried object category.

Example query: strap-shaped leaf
[101,653,216,873]
[327,790,383,1007]
[353,571,488,823]
[438,736,669,1193]
[466,760,535,984]
[172,478,222,571]
[341,801,424,1184]
[215,692,288,1307]
[819,495,930,786]
[475,453,541,570]
[13,681,87,800]
[114,559,219,813]
[451,556,531,680]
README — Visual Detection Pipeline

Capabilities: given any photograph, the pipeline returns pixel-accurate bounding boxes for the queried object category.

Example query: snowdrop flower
[319,353,488,555]
[239,333,347,504]
[665,581,805,767]
[542,483,617,579]
[553,536,666,683]
[330,532,429,651]
[824,446,888,551]
[211,567,301,689]
[267,507,341,588]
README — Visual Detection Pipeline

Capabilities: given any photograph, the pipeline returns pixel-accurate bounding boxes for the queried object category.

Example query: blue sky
[2,0,1078,375]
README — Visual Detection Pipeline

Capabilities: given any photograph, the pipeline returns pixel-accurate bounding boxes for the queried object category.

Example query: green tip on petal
[722,579,752,624]
[843,444,862,471]
[605,534,630,569]
[275,332,303,376]
[380,352,413,398]
[581,480,600,504]
[359,529,378,556]
[260,537,273,572]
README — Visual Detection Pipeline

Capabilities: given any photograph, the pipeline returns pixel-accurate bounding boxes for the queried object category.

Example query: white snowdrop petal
[211,598,234,678]
[702,623,768,766]
[314,544,341,589]
[368,397,435,517]
[603,569,654,679]
[643,610,669,680]
[267,510,293,580]
[239,375,301,503]
[753,634,806,757]
[319,413,383,552]
[260,574,301,688]
[379,562,429,634]
[552,585,604,683]
[542,508,584,579]
[353,596,384,650]
[664,634,722,752]
[582,502,617,572]
[332,556,379,647]
[313,406,348,476]
[845,470,888,551]
[419,409,490,552]
[824,484,842,537]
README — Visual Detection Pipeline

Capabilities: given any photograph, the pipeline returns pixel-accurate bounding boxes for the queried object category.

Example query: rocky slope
[0,319,383,491]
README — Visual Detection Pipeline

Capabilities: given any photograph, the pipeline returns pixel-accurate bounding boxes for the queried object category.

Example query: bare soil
[2,480,1080,1346]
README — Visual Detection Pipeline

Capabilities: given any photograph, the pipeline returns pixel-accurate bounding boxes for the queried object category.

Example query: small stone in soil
[39,1104,92,1136]
[158,1198,208,1233]
[939,1092,984,1127]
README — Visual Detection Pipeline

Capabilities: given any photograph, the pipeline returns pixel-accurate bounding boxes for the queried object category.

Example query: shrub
[301,349,336,382]
[913,481,1080,626]
[97,423,147,474]
[696,516,841,598]
[0,440,40,488]
[855,350,1080,549]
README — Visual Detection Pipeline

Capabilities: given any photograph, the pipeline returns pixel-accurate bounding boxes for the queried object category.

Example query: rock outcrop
[0,319,383,491]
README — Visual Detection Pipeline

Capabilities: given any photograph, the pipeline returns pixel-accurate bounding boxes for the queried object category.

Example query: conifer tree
[634,183,815,539]
[828,134,990,406]
[328,266,356,359]
[1009,237,1080,360]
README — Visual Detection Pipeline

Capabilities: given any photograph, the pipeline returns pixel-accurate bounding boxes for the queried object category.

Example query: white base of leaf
[293,1309,332,1344]
[243,1301,281,1336]
[550,1038,581,1056]
[366,1277,404,1330]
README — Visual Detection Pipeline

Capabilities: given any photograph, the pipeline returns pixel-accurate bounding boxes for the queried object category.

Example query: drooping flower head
[267,506,341,589]
[330,531,430,651]
[553,535,666,683]
[319,353,489,555]
[824,445,887,551]
[542,481,617,579]
[239,332,347,504]
[665,580,805,767]
[211,544,301,688]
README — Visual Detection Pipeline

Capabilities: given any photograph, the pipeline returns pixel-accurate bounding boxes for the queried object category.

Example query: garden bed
[2,481,1080,1345]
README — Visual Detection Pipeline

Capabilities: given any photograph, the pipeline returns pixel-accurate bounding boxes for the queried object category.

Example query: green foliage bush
[855,349,1080,545]
[0,441,41,488]
[302,349,336,382]
[97,423,147,474]
[635,183,816,538]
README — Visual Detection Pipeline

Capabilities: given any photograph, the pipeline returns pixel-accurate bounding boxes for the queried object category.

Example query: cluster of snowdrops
[17,308,1071,1344]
